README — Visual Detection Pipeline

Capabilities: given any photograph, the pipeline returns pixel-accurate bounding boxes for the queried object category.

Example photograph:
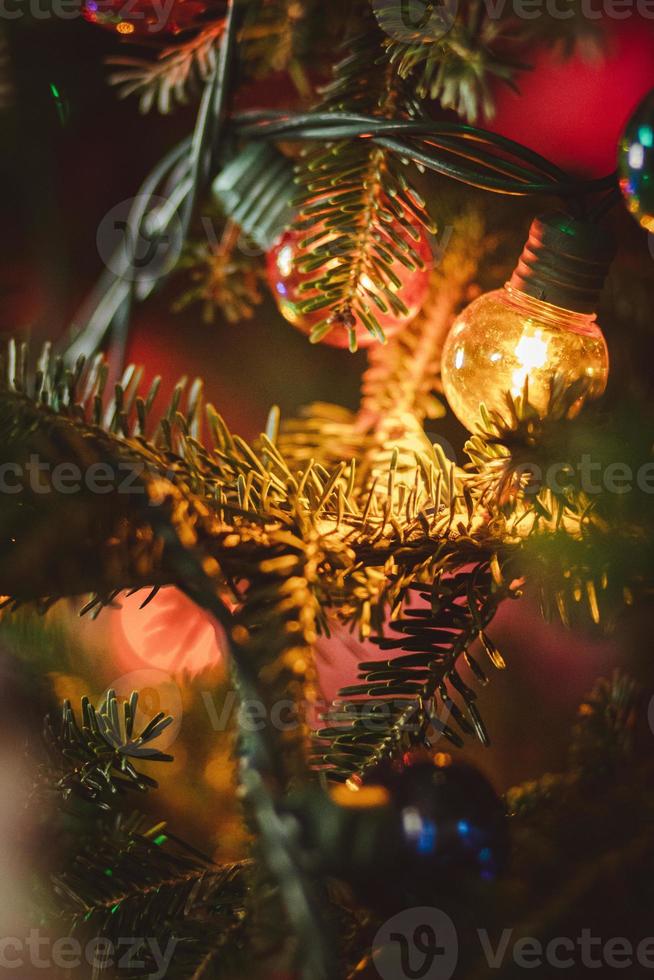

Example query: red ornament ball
[484,20,654,176]
[83,0,206,36]
[266,217,432,349]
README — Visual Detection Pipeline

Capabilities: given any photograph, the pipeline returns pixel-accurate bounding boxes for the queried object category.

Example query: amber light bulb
[441,213,614,432]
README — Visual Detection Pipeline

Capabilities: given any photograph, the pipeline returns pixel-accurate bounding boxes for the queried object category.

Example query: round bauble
[618,87,654,233]
[286,757,508,908]
[266,218,432,349]
[383,757,509,883]
[441,212,612,431]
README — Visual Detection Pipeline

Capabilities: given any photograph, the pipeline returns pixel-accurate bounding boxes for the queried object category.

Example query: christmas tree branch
[360,207,486,425]
[42,691,174,808]
[108,21,226,114]
[292,10,436,348]
[62,0,239,366]
[174,218,266,323]
[379,0,523,121]
[54,813,249,979]
[355,206,489,488]
[4,339,654,972]
[0,344,342,977]
[239,0,323,90]
[275,209,487,486]
[314,560,511,781]
[464,381,654,627]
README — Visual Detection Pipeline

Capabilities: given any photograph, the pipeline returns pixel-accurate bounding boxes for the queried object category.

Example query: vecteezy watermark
[0,455,151,496]
[2,0,653,26]
[0,456,195,505]
[478,930,654,970]
[371,908,654,977]
[484,0,654,19]
[4,451,654,499]
[501,455,654,497]
[0,0,178,28]
[96,194,184,285]
[201,690,457,737]
[95,200,456,282]
[0,931,178,977]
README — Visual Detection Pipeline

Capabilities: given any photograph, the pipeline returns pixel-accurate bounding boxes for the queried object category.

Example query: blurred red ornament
[266,216,432,349]
[484,20,654,176]
[111,587,224,677]
[83,0,206,36]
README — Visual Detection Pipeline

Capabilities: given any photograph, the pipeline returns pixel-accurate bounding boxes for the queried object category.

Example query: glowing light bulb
[440,213,613,432]
[441,287,608,431]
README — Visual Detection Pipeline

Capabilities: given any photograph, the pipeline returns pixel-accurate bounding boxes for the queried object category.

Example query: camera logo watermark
[373,907,458,980]
[96,194,183,284]
[371,0,654,42]
[372,0,459,43]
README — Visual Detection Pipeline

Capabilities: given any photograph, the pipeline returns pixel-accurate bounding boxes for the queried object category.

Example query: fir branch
[377,0,607,122]
[379,0,523,121]
[43,691,174,808]
[3,337,649,641]
[518,2,607,56]
[239,0,317,90]
[0,342,352,977]
[277,402,365,473]
[506,670,640,816]
[464,381,654,628]
[359,281,448,429]
[5,337,654,972]
[0,341,458,629]
[463,374,598,516]
[355,206,492,488]
[313,561,512,781]
[54,812,248,979]
[277,209,489,490]
[108,21,226,113]
[293,15,437,348]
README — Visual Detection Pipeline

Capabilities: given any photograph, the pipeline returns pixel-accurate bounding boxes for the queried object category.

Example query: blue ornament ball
[388,758,509,883]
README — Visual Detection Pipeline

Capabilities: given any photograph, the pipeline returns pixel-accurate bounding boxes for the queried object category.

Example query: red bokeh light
[485,21,654,176]
[110,586,225,677]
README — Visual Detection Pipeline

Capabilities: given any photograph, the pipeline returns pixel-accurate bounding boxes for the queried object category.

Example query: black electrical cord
[61,92,622,366]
